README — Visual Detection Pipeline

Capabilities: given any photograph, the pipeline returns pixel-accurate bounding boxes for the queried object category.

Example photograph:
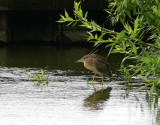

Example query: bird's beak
[75,59,83,63]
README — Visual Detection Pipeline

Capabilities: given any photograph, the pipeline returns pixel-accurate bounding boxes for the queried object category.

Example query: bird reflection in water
[84,87,112,110]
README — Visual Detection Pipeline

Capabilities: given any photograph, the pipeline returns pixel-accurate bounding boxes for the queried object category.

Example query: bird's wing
[94,60,112,77]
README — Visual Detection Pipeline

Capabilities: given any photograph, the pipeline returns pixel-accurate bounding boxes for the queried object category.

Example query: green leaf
[84,11,88,18]
[95,34,98,39]
[94,41,100,46]
[124,22,133,33]
[134,17,139,33]
[139,84,150,90]
[141,47,148,57]
[126,10,131,19]
[41,69,44,75]
[150,84,154,95]
[56,20,65,23]
[118,30,126,39]
[87,32,94,38]
[139,85,147,90]
[107,43,114,57]
[60,14,66,21]
[25,72,29,77]
[104,9,111,14]
[111,18,115,25]
[135,0,141,6]
[121,56,129,64]
[156,39,160,48]
[120,17,125,25]
[65,10,69,18]
[157,56,160,64]
[74,1,81,11]
[72,21,77,27]
[121,41,126,50]
[105,43,114,48]
[141,78,150,83]
[132,44,137,54]
[139,30,145,39]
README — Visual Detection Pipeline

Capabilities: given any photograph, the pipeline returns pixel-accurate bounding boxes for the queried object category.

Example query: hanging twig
[74,12,160,50]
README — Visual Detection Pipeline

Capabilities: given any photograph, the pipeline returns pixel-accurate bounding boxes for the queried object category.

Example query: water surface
[0,46,159,125]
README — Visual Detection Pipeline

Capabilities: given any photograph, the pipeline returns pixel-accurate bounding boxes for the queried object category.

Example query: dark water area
[0,45,123,74]
[0,45,159,125]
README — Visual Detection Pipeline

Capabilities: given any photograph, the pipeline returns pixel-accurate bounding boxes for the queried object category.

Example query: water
[0,45,159,125]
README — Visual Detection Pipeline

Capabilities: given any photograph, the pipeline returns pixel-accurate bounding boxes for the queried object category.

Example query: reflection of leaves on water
[156,109,160,124]
[84,87,112,110]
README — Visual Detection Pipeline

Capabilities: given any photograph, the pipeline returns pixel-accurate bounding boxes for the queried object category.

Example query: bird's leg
[89,73,97,91]
[100,76,104,85]
[100,76,104,90]
[92,84,96,92]
[91,73,96,83]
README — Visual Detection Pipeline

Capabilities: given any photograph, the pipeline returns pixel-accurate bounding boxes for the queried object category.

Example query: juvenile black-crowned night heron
[76,54,112,85]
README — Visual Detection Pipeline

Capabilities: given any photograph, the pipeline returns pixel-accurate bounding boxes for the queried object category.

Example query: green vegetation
[25,69,49,88]
[58,0,160,96]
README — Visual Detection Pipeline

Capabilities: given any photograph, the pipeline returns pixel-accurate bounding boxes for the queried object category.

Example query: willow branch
[74,12,118,35]
[74,12,160,50]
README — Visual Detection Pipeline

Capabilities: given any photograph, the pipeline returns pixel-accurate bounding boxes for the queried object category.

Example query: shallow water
[0,46,159,125]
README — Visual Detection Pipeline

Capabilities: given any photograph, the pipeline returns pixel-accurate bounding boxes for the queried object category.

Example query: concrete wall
[9,11,55,42]
[0,12,8,42]
[0,0,108,44]
[0,0,108,10]
[8,11,88,43]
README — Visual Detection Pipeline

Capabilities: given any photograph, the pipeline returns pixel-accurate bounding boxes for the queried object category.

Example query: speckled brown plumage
[82,54,112,77]
[77,54,112,84]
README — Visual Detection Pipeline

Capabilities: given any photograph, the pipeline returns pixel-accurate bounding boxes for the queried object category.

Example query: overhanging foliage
[58,0,160,95]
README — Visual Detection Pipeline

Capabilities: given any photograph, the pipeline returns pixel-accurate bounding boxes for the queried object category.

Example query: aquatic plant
[58,0,160,95]
[25,69,49,88]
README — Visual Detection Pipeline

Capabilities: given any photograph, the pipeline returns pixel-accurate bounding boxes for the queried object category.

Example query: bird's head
[76,55,90,63]
[75,58,85,63]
